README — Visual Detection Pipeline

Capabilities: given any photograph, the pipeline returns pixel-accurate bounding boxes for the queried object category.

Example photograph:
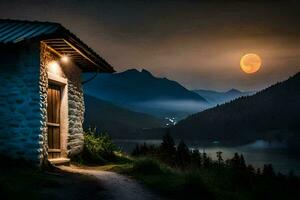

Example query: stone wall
[0,42,43,165]
[0,42,85,165]
[40,44,49,164]
[67,73,85,156]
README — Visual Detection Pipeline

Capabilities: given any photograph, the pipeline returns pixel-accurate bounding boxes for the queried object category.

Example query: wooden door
[47,84,61,159]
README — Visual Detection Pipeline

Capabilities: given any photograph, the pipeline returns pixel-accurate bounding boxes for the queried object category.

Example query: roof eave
[61,32,114,73]
[0,19,115,73]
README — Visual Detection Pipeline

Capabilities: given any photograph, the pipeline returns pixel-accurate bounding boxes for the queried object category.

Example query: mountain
[193,88,254,107]
[173,72,300,148]
[84,94,165,138]
[84,69,207,119]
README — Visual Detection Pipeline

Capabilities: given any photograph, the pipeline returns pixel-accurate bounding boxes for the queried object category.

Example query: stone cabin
[0,19,114,166]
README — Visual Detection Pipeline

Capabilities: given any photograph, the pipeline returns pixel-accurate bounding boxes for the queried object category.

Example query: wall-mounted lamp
[61,55,69,63]
[48,61,60,74]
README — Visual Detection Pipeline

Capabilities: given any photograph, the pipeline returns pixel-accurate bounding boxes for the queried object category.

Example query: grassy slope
[106,158,300,200]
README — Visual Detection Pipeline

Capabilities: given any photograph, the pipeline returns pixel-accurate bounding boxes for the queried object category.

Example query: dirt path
[59,165,165,200]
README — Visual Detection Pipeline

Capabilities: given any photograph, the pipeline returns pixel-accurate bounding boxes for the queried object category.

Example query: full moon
[240,53,262,74]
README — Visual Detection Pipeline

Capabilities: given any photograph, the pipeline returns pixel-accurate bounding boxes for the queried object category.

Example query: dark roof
[0,19,115,73]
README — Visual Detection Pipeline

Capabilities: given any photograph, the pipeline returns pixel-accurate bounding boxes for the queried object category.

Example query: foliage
[73,127,117,164]
[128,131,300,200]
[263,164,275,177]
[160,129,177,165]
[132,143,157,157]
[176,140,191,168]
[229,152,246,170]
[180,171,214,199]
[216,151,223,166]
[132,158,171,175]
[190,149,202,168]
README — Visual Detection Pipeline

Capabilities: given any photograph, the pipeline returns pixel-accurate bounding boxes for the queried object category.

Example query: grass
[0,157,104,200]
[106,157,300,200]
[108,157,214,199]
[2,152,299,200]
[68,130,300,200]
[72,130,117,165]
[0,166,55,199]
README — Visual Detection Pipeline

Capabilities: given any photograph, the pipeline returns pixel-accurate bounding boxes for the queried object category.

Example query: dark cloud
[0,0,299,90]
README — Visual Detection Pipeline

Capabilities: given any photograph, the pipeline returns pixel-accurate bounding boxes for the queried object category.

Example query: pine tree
[176,140,191,168]
[202,151,211,168]
[240,154,246,170]
[247,164,255,174]
[140,143,149,155]
[132,144,140,156]
[231,153,240,169]
[216,151,223,167]
[256,168,261,175]
[191,149,202,168]
[159,129,176,165]
[263,164,275,177]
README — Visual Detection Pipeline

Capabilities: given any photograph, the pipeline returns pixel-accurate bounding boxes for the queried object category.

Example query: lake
[114,139,300,176]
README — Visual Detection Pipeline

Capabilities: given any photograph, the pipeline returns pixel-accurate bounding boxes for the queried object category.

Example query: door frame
[48,72,68,159]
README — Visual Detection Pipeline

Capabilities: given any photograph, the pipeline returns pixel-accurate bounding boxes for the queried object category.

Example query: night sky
[1,0,299,91]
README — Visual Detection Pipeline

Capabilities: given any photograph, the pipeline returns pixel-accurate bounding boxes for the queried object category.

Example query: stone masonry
[41,43,85,158]
[0,42,85,166]
[0,42,42,165]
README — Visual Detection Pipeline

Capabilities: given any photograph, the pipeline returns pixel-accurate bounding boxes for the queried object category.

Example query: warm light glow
[48,61,60,74]
[61,55,69,63]
[240,53,262,74]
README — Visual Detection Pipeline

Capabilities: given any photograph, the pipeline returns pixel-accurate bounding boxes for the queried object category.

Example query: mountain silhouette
[84,94,165,138]
[193,88,254,107]
[84,69,207,119]
[173,71,300,149]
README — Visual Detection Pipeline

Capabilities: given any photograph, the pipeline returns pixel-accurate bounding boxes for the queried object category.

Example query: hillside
[173,72,300,148]
[84,69,207,119]
[84,94,165,138]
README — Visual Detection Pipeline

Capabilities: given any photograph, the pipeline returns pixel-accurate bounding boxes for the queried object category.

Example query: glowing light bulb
[61,55,69,63]
[48,61,60,74]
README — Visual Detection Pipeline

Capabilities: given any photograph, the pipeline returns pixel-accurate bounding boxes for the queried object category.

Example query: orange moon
[240,53,262,74]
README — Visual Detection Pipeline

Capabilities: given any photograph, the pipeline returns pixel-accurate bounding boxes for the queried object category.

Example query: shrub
[74,127,117,164]
[181,171,214,199]
[132,158,171,175]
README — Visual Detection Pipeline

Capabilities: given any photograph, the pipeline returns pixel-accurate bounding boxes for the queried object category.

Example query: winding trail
[59,166,165,200]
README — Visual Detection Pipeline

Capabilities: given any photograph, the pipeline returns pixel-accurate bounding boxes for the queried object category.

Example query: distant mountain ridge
[84,94,165,138]
[193,88,254,106]
[173,71,300,149]
[84,69,207,119]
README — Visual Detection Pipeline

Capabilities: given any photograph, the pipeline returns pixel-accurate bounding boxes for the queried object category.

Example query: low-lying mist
[134,99,208,113]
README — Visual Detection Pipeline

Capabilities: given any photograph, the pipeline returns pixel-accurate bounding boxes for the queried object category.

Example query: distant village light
[61,55,69,63]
